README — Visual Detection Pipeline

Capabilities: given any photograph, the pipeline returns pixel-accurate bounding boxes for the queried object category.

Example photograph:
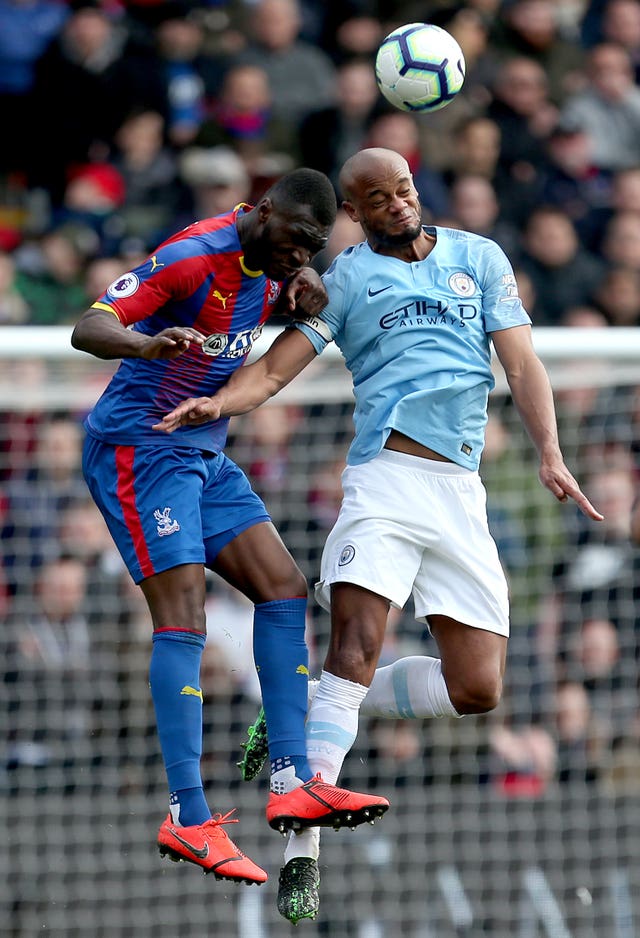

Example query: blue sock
[253,598,313,782]
[149,629,210,827]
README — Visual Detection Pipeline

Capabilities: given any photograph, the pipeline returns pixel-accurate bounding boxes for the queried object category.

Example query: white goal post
[1,325,639,409]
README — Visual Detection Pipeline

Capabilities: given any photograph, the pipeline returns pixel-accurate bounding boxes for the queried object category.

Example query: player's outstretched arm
[71,308,204,361]
[492,324,604,522]
[153,327,318,433]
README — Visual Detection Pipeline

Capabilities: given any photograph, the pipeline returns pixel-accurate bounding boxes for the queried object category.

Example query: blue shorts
[82,435,271,583]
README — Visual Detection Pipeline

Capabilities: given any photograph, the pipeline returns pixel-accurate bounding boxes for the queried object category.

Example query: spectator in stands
[108,566,158,795]
[198,63,275,169]
[4,554,118,787]
[51,163,128,261]
[517,205,606,325]
[176,144,251,225]
[243,404,304,501]
[598,0,640,81]
[559,43,640,173]
[538,119,613,254]
[0,0,69,175]
[148,2,225,150]
[489,715,557,797]
[56,496,124,627]
[567,616,637,742]
[599,210,640,271]
[610,166,640,215]
[488,0,586,102]
[233,0,337,159]
[82,256,130,306]
[593,266,640,327]
[224,399,308,538]
[0,414,85,596]
[110,109,185,253]
[487,56,559,226]
[446,115,502,184]
[314,4,383,64]
[563,160,640,259]
[553,679,603,782]
[542,464,639,686]
[28,1,164,206]
[448,173,520,256]
[14,226,93,325]
[299,57,380,191]
[0,250,30,325]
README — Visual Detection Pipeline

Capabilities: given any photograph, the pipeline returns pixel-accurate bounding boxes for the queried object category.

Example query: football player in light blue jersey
[156,147,603,923]
[313,211,530,470]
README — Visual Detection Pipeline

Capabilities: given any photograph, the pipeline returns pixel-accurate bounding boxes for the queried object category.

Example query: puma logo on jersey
[296,665,310,676]
[180,685,203,701]
[150,255,165,272]
[212,289,233,308]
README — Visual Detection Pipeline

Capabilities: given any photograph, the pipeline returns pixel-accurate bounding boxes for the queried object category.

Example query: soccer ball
[375,23,466,113]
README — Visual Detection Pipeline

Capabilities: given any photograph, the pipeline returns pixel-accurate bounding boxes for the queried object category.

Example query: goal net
[1,326,639,938]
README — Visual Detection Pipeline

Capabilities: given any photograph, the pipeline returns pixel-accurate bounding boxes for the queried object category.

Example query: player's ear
[342,200,359,223]
[257,197,273,222]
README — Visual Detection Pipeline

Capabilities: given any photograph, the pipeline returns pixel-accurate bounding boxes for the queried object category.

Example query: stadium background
[1,1,640,935]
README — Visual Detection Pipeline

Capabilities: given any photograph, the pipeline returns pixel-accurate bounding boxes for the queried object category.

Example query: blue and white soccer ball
[375,23,466,113]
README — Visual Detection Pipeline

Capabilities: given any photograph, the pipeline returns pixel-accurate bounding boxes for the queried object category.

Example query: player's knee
[448,671,503,715]
[268,567,308,601]
[143,571,207,631]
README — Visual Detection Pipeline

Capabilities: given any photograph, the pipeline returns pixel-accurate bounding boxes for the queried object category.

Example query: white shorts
[315,449,510,636]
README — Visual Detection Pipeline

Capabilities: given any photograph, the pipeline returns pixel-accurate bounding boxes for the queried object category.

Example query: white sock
[306,659,459,718]
[284,671,367,863]
[360,655,460,718]
[284,825,321,862]
[305,669,369,783]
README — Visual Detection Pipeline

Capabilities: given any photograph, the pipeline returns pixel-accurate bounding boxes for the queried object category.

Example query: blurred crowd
[1,0,640,327]
[1,0,640,809]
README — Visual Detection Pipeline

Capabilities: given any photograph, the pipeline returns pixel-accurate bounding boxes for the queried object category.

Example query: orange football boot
[157,810,268,884]
[266,774,390,833]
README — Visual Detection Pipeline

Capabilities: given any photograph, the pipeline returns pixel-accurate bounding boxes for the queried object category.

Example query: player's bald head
[338,147,423,251]
[339,148,411,201]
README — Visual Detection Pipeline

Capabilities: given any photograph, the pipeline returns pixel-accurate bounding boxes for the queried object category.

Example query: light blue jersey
[293,227,531,471]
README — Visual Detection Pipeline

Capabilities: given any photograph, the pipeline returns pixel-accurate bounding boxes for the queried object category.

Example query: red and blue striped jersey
[84,206,283,451]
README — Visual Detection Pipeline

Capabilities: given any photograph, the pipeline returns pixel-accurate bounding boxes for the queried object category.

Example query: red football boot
[157,811,268,884]
[266,774,390,834]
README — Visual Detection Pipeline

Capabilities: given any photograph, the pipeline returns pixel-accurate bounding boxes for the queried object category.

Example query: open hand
[152,396,221,433]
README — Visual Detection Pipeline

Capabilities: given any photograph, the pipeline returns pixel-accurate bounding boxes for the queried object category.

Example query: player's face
[254,207,330,280]
[346,167,423,249]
